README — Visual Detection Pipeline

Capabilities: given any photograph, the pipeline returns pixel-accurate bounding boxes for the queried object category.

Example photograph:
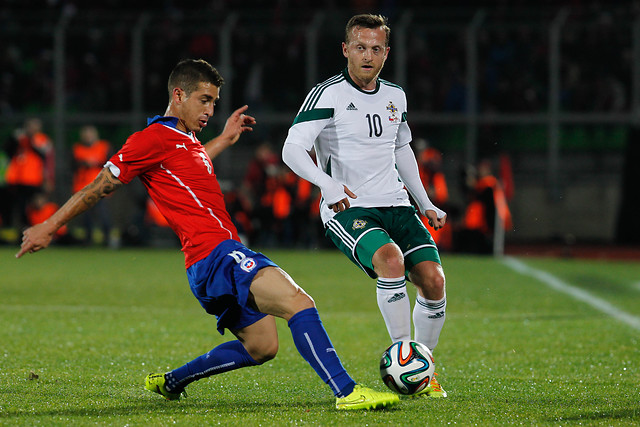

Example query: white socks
[413,294,446,351]
[376,277,411,342]
[377,278,447,352]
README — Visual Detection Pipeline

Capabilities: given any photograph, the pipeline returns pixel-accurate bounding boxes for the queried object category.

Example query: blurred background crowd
[1,0,639,254]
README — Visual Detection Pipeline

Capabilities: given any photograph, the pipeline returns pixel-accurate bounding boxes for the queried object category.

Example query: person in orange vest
[416,140,452,251]
[0,146,10,229]
[222,187,253,245]
[243,142,280,246]
[271,165,295,246]
[72,125,112,244]
[26,193,68,240]
[5,118,55,232]
[459,159,513,253]
[288,168,320,248]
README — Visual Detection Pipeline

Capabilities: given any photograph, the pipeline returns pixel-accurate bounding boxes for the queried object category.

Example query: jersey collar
[342,68,380,94]
[147,115,195,138]
[147,115,180,128]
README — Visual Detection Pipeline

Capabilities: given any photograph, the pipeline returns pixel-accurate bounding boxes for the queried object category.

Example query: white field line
[502,256,640,331]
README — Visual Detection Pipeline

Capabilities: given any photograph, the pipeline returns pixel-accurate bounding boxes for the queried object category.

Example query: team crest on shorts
[352,219,367,230]
[240,257,257,272]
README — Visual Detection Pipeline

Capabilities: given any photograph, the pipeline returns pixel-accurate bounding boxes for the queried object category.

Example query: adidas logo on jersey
[346,102,358,111]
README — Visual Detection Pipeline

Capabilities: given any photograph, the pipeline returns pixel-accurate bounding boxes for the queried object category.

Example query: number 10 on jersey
[366,114,383,137]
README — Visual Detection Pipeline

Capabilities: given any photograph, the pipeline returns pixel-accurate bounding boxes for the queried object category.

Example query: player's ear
[172,87,184,104]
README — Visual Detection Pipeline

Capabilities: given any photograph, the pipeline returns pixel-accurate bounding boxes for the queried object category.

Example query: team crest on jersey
[386,101,400,123]
[352,219,367,230]
[240,257,257,272]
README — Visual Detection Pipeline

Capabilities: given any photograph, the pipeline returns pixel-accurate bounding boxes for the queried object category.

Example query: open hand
[220,105,256,147]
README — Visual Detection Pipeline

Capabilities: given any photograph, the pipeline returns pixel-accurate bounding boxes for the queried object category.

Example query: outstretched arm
[204,105,256,160]
[16,167,123,258]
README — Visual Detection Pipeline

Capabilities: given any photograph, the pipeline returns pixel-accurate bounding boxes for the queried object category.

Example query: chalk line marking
[502,257,640,331]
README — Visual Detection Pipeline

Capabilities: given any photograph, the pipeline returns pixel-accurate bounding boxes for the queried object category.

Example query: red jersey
[106,116,240,267]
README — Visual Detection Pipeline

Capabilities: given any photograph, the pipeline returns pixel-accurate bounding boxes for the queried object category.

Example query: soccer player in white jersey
[282,14,448,397]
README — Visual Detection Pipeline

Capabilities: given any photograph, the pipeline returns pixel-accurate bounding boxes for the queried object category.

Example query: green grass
[1,247,639,425]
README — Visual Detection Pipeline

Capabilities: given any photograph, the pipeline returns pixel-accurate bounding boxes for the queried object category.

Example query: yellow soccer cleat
[144,373,185,401]
[336,384,400,410]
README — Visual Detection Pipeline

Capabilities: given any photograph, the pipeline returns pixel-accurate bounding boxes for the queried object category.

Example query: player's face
[176,82,219,133]
[342,26,389,90]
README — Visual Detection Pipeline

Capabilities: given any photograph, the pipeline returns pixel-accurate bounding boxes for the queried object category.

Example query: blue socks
[288,307,356,397]
[165,308,356,398]
[165,340,259,392]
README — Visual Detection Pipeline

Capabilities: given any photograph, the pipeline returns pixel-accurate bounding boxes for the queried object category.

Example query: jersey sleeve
[283,85,335,151]
[396,92,412,148]
[105,129,165,184]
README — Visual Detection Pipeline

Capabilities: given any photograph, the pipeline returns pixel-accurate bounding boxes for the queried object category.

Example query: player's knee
[278,287,316,321]
[430,270,446,294]
[247,339,279,364]
[412,263,446,296]
[292,290,316,312]
[373,244,405,276]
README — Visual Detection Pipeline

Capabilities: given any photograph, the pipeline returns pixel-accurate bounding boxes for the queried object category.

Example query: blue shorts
[186,239,278,335]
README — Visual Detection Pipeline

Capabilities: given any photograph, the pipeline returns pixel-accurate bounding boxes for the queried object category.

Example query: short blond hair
[345,14,390,47]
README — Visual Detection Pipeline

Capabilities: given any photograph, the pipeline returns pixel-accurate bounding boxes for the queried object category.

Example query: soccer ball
[379,340,435,395]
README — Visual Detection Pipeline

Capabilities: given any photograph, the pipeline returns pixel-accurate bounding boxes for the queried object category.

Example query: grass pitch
[1,246,639,425]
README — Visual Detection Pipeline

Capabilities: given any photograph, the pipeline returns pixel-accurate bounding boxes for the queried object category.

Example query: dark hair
[345,14,390,47]
[167,59,224,98]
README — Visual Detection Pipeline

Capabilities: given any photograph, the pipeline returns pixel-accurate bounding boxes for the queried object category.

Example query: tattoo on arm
[81,168,123,208]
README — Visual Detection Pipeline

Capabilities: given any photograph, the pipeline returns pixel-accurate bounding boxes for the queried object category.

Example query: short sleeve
[105,129,165,184]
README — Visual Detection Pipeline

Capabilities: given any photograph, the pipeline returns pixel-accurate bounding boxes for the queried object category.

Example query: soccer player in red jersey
[15,59,398,410]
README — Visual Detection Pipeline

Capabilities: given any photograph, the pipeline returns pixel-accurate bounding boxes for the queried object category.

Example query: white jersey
[284,69,413,223]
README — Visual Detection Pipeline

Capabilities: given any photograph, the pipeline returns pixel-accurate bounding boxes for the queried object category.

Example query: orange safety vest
[295,174,312,202]
[419,168,449,205]
[418,148,449,205]
[72,140,110,193]
[464,176,513,232]
[26,202,67,236]
[418,159,451,249]
[272,186,292,219]
[6,132,52,187]
[499,153,515,201]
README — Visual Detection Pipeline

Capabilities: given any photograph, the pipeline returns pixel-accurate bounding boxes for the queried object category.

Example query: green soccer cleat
[413,372,447,398]
[336,384,400,410]
[144,373,185,401]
